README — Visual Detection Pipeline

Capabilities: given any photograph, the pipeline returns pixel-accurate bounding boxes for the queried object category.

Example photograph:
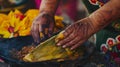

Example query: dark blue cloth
[0,36,34,64]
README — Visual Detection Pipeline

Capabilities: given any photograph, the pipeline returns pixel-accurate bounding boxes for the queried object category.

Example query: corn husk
[23,34,84,62]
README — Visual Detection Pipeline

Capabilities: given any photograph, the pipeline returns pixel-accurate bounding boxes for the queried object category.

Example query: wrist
[88,14,105,33]
[83,17,96,35]
[40,10,55,17]
[76,17,96,37]
[35,11,55,21]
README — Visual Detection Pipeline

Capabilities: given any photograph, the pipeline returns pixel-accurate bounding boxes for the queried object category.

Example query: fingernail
[62,45,66,48]
[57,43,61,46]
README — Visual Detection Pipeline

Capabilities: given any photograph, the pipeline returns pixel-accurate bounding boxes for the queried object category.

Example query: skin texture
[89,0,120,32]
[31,0,120,50]
[31,0,60,43]
[57,18,95,50]
[57,0,120,50]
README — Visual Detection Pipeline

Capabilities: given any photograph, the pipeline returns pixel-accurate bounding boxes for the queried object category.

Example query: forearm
[39,0,60,16]
[89,0,120,32]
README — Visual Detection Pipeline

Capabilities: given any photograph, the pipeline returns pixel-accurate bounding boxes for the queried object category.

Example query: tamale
[23,33,84,62]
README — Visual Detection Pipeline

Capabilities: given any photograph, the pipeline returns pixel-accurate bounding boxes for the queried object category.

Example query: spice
[10,45,36,61]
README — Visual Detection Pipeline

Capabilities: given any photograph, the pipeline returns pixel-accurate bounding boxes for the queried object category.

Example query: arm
[31,0,60,43]
[39,0,60,16]
[57,0,120,50]
[89,0,120,33]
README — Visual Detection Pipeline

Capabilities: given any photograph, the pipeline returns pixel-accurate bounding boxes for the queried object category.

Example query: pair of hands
[31,13,94,50]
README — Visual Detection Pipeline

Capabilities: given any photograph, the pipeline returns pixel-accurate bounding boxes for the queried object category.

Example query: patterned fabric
[83,0,120,65]
[88,0,109,7]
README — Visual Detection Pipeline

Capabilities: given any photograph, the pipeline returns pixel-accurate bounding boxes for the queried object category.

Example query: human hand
[56,17,95,50]
[31,12,55,43]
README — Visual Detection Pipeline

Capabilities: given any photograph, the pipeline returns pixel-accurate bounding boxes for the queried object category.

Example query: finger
[62,37,81,48]
[57,32,76,46]
[31,22,37,42]
[39,24,44,38]
[70,40,85,50]
[33,23,40,43]
[31,24,36,41]
[38,18,49,40]
[41,24,49,39]
[39,23,42,32]
[48,22,54,37]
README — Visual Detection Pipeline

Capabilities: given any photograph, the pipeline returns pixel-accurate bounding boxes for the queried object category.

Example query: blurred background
[0,0,88,24]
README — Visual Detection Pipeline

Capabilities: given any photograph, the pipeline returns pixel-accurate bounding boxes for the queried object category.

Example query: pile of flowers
[0,9,64,38]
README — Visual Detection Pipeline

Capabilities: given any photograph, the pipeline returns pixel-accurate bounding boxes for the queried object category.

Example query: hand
[56,17,95,50]
[31,12,55,43]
